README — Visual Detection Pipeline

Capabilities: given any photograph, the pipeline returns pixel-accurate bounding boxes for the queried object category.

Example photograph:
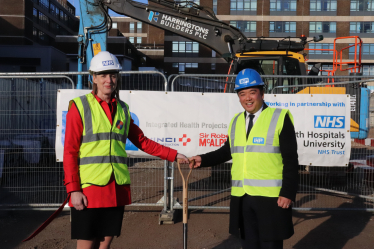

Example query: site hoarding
[56,90,350,166]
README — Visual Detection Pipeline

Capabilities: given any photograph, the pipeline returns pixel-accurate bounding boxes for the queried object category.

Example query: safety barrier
[0,73,373,212]
[170,74,374,211]
[0,71,168,210]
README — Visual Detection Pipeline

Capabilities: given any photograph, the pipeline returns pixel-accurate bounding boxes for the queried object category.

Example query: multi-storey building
[112,0,374,76]
[0,0,79,72]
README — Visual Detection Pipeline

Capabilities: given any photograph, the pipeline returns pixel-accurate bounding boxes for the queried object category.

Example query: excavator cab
[228,51,307,93]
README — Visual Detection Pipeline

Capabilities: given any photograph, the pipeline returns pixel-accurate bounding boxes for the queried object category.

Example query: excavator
[76,0,369,139]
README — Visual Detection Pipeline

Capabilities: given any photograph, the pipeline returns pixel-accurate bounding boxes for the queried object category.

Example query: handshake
[175,153,202,169]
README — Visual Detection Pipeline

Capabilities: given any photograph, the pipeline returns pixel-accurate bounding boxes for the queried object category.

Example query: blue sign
[253,137,265,144]
[61,111,67,146]
[126,112,139,151]
[314,115,345,129]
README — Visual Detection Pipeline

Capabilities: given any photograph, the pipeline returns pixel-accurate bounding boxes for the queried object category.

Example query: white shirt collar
[246,104,263,119]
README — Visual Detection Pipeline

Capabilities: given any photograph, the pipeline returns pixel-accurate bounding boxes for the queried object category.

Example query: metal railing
[0,73,374,211]
[170,74,374,211]
[0,71,168,210]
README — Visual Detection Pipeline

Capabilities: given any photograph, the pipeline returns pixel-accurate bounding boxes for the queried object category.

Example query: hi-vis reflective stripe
[230,112,243,154]
[246,145,281,153]
[118,100,129,127]
[232,179,282,187]
[79,156,127,165]
[80,95,129,143]
[265,108,282,146]
[231,109,282,154]
[232,180,243,187]
[82,133,127,143]
[80,95,93,135]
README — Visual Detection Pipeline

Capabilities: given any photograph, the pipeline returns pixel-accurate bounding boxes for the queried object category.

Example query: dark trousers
[240,194,283,249]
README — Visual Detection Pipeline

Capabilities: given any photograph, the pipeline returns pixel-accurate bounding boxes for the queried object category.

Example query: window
[39,0,49,10]
[136,37,142,44]
[309,22,336,33]
[137,22,142,33]
[321,64,334,76]
[350,22,374,33]
[129,37,134,43]
[212,50,216,57]
[172,63,198,73]
[230,21,256,33]
[213,0,218,14]
[129,22,135,33]
[112,22,118,29]
[363,65,374,75]
[38,12,49,30]
[308,43,334,54]
[230,0,257,11]
[33,8,38,22]
[50,4,58,18]
[211,63,216,70]
[270,22,296,32]
[310,0,337,11]
[172,41,199,53]
[349,44,374,54]
[50,21,60,34]
[33,27,38,41]
[351,0,374,11]
[270,0,297,11]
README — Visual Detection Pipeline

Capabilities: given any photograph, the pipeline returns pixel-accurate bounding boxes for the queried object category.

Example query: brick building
[112,0,374,76]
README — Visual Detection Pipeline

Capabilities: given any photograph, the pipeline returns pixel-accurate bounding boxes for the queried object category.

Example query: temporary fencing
[0,71,168,210]
[0,72,374,212]
[170,74,374,211]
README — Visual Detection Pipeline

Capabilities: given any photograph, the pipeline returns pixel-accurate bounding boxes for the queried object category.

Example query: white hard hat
[89,51,121,73]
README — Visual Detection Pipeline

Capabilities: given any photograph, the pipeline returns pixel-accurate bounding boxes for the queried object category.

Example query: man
[189,69,299,249]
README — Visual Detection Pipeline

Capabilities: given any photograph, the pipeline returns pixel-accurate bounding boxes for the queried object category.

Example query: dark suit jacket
[199,104,299,240]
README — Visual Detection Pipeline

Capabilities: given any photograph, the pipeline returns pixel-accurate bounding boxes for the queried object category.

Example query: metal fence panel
[171,74,374,211]
[0,71,168,209]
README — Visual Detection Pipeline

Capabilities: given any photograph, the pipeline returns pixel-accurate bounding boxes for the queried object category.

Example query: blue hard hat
[234,69,264,92]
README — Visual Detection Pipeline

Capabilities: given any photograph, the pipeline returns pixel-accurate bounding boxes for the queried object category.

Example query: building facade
[0,0,79,72]
[112,0,374,76]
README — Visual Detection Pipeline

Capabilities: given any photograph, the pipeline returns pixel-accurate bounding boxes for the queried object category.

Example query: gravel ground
[1,207,374,249]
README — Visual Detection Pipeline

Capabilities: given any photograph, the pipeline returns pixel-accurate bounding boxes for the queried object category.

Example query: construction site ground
[1,207,374,249]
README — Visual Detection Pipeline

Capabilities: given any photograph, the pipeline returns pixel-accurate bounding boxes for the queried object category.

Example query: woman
[63,51,188,249]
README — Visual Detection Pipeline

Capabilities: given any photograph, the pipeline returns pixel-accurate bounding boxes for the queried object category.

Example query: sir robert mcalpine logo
[116,120,124,130]
[148,11,160,22]
[102,60,114,66]
[179,134,191,146]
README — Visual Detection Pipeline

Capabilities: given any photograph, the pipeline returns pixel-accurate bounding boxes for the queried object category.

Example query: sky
[71,0,148,17]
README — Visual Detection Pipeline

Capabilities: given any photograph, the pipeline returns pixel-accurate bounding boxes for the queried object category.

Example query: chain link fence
[0,71,168,209]
[0,73,373,211]
[171,74,374,211]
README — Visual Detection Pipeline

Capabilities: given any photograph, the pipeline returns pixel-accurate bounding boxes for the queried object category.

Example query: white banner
[56,90,350,166]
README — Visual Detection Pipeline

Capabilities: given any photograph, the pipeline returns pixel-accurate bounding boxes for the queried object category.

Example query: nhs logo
[102,60,114,66]
[314,116,345,129]
[253,137,265,144]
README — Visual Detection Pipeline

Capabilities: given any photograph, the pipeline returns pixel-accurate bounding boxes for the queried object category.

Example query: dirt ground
[1,207,374,249]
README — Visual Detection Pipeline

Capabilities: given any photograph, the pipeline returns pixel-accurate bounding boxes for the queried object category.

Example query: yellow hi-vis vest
[228,107,294,197]
[70,93,131,188]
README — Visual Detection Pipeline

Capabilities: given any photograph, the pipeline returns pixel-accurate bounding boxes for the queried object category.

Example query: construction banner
[56,90,350,166]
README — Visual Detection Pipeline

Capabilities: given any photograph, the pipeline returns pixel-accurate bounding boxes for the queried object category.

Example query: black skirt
[71,206,125,240]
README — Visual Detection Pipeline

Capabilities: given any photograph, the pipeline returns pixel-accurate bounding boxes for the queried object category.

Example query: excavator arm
[77,0,247,84]
[104,0,246,56]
